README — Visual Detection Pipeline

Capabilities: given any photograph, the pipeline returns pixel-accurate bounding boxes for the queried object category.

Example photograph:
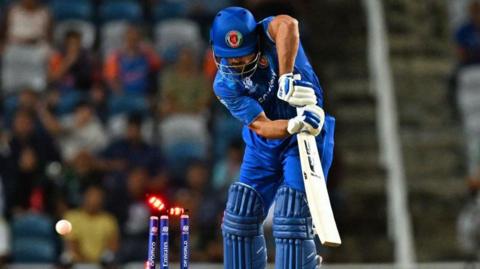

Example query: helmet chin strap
[213,51,261,82]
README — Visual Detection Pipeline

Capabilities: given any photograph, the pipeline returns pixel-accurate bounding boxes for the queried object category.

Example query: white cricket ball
[55,219,72,235]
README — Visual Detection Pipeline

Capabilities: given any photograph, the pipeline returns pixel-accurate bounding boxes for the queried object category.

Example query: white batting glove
[287,105,325,136]
[277,73,317,107]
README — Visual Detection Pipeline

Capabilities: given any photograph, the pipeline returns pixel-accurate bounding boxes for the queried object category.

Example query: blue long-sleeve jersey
[213,16,326,151]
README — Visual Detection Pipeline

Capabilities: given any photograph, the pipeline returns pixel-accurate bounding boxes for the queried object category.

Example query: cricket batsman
[210,7,335,269]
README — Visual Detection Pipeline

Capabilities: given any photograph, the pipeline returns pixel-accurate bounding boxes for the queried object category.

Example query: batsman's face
[226,53,257,71]
[214,51,260,81]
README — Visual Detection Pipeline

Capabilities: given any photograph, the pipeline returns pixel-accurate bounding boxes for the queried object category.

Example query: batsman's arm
[249,105,324,139]
[248,112,290,139]
[268,15,300,75]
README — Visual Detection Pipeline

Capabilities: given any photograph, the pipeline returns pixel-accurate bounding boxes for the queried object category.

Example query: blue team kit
[211,7,335,269]
[213,16,335,209]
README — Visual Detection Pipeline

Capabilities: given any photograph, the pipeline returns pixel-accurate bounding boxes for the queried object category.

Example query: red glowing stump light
[147,195,186,216]
[169,207,185,216]
[147,195,166,211]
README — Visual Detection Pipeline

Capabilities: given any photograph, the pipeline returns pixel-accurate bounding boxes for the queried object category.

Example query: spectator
[48,30,95,114]
[454,3,480,183]
[0,159,5,218]
[160,46,209,116]
[99,113,168,203]
[3,88,39,129]
[48,30,94,91]
[63,185,119,264]
[159,47,210,173]
[173,160,221,261]
[0,217,9,266]
[104,25,162,116]
[99,114,166,179]
[3,89,52,142]
[457,192,480,260]
[172,161,205,212]
[90,82,109,124]
[0,131,11,219]
[60,151,105,208]
[109,167,151,263]
[212,140,243,195]
[0,0,52,47]
[202,48,217,82]
[0,149,9,265]
[202,48,243,160]
[106,112,155,144]
[455,0,480,65]
[39,100,109,162]
[3,109,60,216]
[0,0,52,93]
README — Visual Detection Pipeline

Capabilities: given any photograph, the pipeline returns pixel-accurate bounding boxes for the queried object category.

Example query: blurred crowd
[0,0,301,266]
[453,0,480,260]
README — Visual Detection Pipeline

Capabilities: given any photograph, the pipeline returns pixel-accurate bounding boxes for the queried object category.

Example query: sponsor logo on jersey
[258,70,277,103]
[243,77,258,94]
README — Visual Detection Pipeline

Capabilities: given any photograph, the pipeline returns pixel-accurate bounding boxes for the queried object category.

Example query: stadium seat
[153,1,187,22]
[0,0,11,9]
[54,20,96,49]
[100,21,129,57]
[164,142,206,176]
[457,66,480,178]
[212,113,243,161]
[107,114,155,144]
[1,44,48,94]
[154,18,204,61]
[99,0,142,23]
[190,0,234,14]
[108,94,149,117]
[11,213,54,239]
[12,238,56,263]
[160,114,209,175]
[11,213,57,263]
[50,0,93,22]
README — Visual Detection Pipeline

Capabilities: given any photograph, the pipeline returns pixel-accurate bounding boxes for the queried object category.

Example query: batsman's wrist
[279,72,294,80]
[277,73,295,101]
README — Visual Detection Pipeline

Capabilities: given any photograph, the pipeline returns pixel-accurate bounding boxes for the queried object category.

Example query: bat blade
[297,132,341,247]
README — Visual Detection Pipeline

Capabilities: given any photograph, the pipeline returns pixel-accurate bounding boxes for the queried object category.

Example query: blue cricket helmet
[210,7,261,81]
[210,7,258,58]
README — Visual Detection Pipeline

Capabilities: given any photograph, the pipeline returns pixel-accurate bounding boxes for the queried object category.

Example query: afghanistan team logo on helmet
[225,30,243,48]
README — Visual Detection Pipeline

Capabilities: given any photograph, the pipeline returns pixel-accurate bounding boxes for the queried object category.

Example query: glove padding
[287,105,325,136]
[277,73,317,107]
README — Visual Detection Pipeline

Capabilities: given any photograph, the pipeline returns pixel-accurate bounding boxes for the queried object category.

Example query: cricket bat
[296,109,341,247]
